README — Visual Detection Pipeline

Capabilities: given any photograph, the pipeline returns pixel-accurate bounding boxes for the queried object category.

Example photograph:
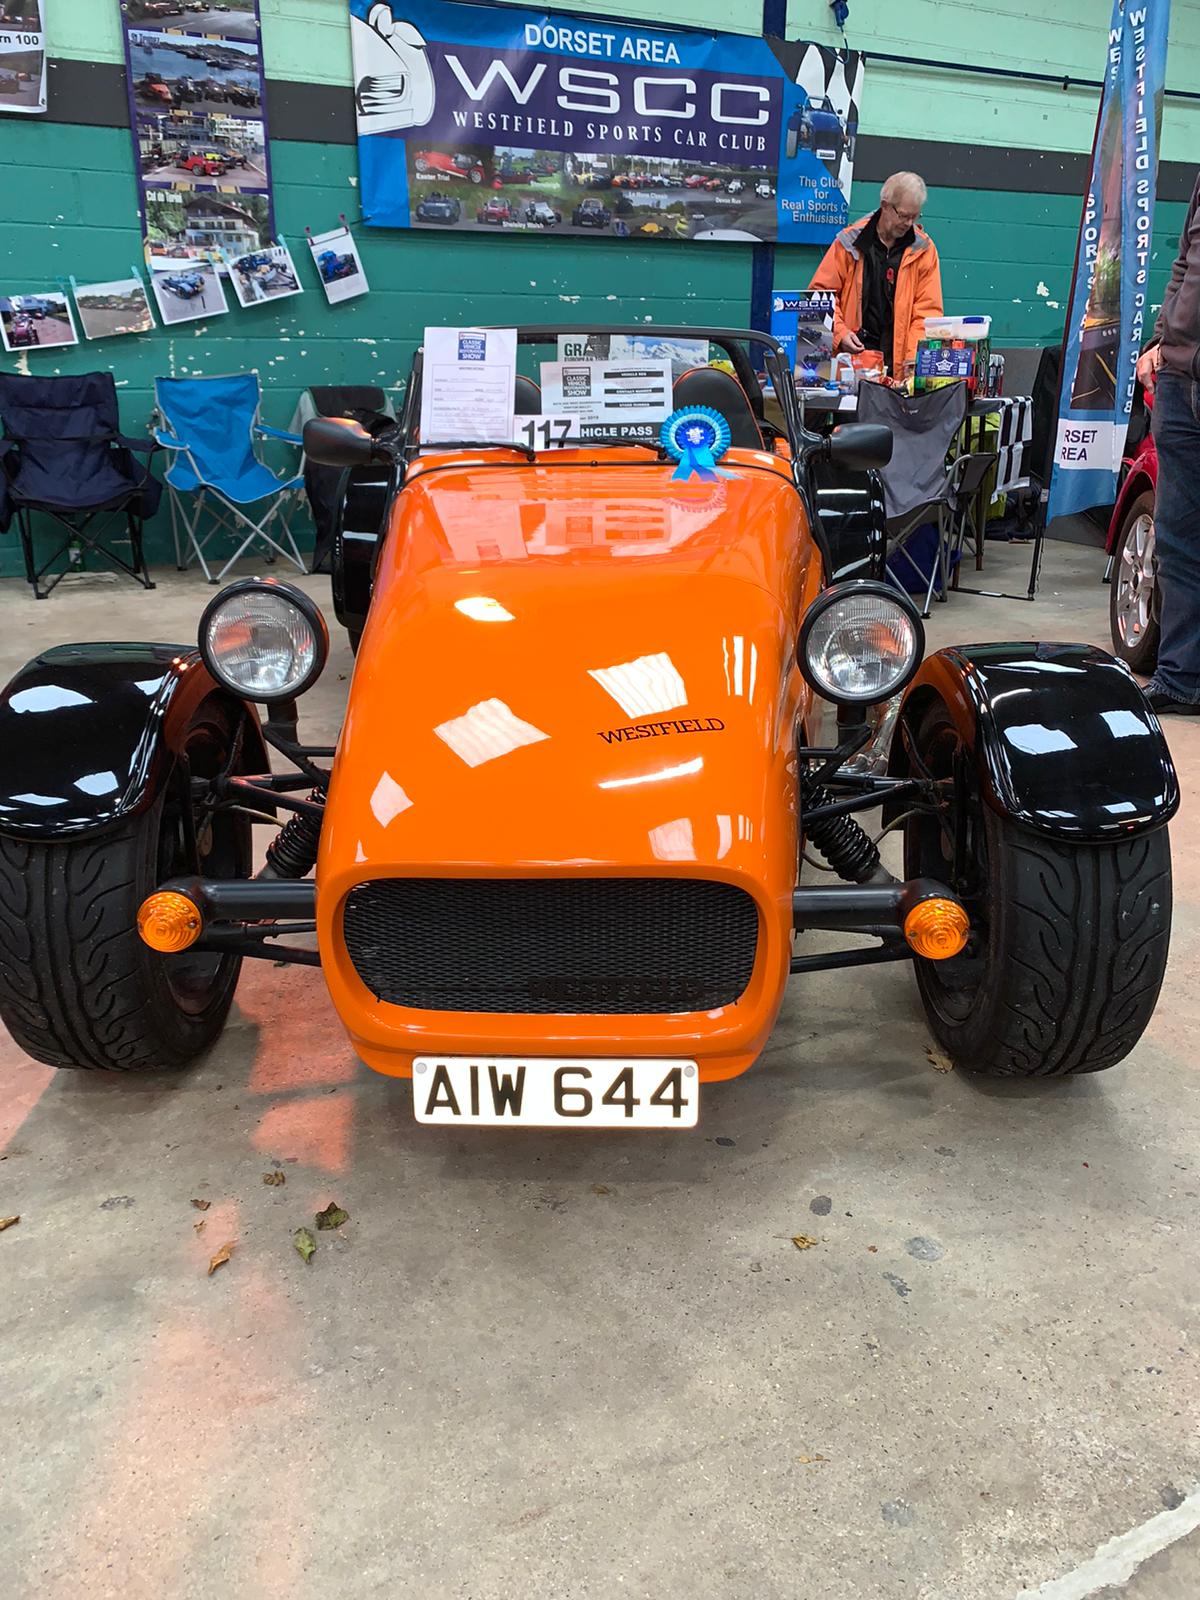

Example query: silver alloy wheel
[1115,511,1157,649]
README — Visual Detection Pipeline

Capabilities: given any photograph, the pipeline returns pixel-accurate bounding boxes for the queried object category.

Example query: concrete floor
[1,539,1198,1600]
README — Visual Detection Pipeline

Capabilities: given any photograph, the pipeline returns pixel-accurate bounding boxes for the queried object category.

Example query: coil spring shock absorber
[261,789,324,880]
[799,768,882,883]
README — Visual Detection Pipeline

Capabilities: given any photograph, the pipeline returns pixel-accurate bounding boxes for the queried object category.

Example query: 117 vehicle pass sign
[350,0,864,244]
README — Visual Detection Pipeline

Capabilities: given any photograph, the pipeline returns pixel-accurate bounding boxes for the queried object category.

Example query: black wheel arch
[0,643,268,843]
[887,642,1179,841]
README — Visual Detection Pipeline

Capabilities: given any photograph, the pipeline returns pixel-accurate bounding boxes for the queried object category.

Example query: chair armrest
[154,429,187,450]
[256,423,303,446]
[114,433,158,455]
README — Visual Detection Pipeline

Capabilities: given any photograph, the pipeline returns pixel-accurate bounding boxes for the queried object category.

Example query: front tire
[1110,490,1159,673]
[0,700,250,1071]
[903,700,1170,1076]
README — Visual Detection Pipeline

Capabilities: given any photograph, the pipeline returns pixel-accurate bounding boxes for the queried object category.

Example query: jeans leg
[1148,372,1200,701]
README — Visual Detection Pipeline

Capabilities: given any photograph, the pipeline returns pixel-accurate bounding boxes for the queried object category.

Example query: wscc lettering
[444,54,770,127]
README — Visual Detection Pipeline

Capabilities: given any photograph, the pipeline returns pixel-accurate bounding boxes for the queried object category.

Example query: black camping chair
[855,381,983,617]
[0,372,161,600]
[300,385,391,573]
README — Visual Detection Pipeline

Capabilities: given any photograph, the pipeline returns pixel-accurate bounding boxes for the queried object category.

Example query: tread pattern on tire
[0,827,229,1073]
[923,818,1171,1077]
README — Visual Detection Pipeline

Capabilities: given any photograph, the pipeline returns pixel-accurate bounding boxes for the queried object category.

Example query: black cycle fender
[0,643,268,841]
[331,463,391,640]
[888,642,1179,841]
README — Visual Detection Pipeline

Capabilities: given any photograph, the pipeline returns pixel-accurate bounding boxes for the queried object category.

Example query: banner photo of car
[1046,0,1170,523]
[0,0,46,116]
[307,223,370,304]
[117,0,277,265]
[348,0,864,244]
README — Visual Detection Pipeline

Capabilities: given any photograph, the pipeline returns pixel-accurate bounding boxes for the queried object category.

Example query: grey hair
[881,172,928,210]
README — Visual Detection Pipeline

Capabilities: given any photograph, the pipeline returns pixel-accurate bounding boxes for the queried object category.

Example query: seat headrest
[515,375,541,415]
[671,368,762,450]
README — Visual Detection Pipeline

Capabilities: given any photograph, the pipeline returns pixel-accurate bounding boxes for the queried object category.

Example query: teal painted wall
[2,0,1197,578]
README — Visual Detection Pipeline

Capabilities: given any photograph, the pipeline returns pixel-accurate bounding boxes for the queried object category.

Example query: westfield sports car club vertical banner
[118,0,276,271]
[1047,0,1170,521]
[348,0,864,245]
[0,0,47,116]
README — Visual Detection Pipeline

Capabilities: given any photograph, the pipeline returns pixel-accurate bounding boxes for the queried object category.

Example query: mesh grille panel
[341,877,759,1014]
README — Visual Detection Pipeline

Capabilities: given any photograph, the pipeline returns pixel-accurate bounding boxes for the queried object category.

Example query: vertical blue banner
[1047,0,1170,522]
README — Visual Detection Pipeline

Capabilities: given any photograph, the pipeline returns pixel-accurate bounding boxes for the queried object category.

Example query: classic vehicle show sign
[349,0,864,244]
[1047,0,1170,522]
[117,0,277,268]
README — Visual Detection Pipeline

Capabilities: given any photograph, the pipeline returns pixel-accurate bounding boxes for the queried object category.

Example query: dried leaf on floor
[867,1245,878,1253]
[193,1219,206,1233]
[263,1171,285,1187]
[925,1048,954,1073]
[591,1184,611,1196]
[294,1227,316,1263]
[191,1198,211,1211]
[315,1202,348,1230]
[791,1235,820,1251]
[796,1454,829,1464]
[207,1241,234,1276]
[0,1215,19,1232]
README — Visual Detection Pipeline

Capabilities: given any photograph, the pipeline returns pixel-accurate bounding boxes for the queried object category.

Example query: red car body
[1105,401,1157,558]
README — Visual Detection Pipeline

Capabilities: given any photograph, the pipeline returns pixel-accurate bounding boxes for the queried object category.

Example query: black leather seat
[672,368,763,449]
[515,375,541,415]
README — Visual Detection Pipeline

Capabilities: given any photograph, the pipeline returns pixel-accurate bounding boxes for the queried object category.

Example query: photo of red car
[413,149,485,184]
[475,196,512,226]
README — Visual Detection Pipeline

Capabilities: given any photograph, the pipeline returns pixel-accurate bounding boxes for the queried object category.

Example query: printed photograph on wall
[227,241,303,306]
[308,224,369,305]
[137,112,269,191]
[128,30,262,118]
[145,189,272,267]
[0,37,45,115]
[149,258,229,325]
[120,0,275,260]
[122,0,258,43]
[74,276,156,340]
[0,292,78,352]
[0,1,43,30]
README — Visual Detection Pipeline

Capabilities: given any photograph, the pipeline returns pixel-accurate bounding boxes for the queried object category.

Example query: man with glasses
[808,172,943,377]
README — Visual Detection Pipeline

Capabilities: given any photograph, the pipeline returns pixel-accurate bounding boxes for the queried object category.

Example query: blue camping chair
[0,371,161,599]
[153,372,307,584]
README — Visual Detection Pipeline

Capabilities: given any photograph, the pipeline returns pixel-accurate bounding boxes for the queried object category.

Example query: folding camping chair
[153,373,307,584]
[0,372,161,599]
[855,381,992,617]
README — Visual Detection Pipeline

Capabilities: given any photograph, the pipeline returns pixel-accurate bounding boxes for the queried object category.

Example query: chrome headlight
[199,579,329,703]
[798,581,924,705]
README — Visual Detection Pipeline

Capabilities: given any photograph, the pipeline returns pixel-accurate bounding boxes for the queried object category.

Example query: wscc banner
[349,0,864,245]
[1047,0,1170,522]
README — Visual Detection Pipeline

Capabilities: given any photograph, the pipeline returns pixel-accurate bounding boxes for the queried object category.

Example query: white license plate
[412,1057,698,1128]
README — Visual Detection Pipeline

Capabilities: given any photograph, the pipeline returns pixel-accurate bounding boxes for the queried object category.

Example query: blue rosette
[659,406,736,482]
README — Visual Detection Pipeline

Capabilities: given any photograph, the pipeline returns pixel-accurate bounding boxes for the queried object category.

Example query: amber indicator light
[137,891,203,953]
[903,899,969,960]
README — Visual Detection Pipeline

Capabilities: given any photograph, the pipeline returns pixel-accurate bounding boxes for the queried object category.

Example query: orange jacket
[808,213,944,373]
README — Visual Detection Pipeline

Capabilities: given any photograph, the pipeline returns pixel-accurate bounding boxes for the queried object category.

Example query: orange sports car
[0,326,1178,1129]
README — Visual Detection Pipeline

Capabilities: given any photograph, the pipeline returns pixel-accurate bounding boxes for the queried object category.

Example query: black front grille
[342,877,759,1014]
